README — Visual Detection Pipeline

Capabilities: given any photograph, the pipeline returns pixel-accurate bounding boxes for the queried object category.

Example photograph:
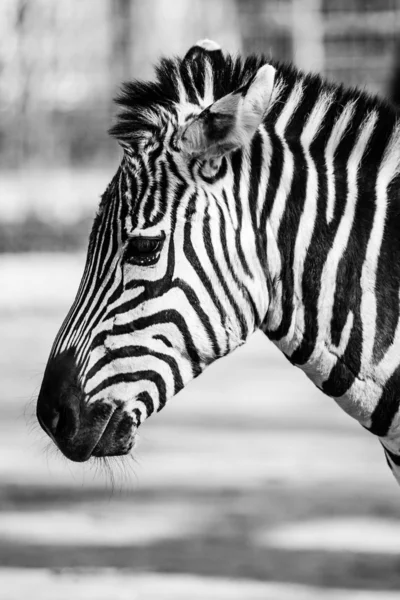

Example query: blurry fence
[240,0,399,95]
[0,0,399,251]
[1,0,399,170]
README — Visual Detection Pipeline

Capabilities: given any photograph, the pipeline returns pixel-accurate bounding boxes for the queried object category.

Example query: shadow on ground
[1,483,400,590]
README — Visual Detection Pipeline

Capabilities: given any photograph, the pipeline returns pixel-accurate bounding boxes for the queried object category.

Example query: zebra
[37,39,400,486]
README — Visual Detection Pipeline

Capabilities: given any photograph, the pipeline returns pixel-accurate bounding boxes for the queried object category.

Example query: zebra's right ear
[180,63,276,159]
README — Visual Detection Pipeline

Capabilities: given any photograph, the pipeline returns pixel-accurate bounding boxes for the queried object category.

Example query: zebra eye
[124,235,164,266]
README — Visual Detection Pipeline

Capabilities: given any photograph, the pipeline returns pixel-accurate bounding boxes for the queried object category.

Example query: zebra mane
[109,49,398,147]
[109,52,268,144]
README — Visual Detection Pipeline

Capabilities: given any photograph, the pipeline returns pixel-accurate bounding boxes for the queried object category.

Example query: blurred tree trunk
[15,0,30,167]
[110,0,132,91]
[292,0,324,74]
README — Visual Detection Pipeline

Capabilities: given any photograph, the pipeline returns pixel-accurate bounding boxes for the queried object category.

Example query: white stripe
[325,102,356,223]
[279,92,334,354]
[268,80,304,245]
[367,122,400,380]
[358,114,397,377]
[318,112,378,425]
[176,69,188,105]
[86,354,175,411]
[256,127,271,227]
[304,112,377,385]
[265,80,304,331]
[202,58,214,107]
[59,206,118,355]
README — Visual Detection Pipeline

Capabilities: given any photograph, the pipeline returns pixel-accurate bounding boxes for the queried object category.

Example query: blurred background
[1,1,400,598]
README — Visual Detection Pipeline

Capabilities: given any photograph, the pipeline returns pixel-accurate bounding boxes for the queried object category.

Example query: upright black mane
[109,48,398,145]
[109,51,267,142]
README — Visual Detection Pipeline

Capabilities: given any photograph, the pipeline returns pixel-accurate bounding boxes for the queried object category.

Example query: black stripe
[85,345,183,396]
[369,365,400,436]
[203,207,247,341]
[231,150,253,279]
[98,310,201,374]
[182,193,224,355]
[216,196,259,328]
[87,371,166,413]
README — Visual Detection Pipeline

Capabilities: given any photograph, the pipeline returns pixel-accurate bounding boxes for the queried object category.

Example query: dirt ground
[1,254,400,599]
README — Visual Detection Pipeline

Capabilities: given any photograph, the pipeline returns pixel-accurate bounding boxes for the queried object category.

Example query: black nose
[37,349,81,438]
[37,349,113,462]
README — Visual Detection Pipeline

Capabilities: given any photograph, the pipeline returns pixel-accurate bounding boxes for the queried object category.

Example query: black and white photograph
[1,1,400,598]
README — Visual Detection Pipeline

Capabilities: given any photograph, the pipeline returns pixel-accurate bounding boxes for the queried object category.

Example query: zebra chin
[36,349,137,462]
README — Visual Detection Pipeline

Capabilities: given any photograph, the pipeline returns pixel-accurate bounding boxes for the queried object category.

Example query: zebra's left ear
[180,64,276,159]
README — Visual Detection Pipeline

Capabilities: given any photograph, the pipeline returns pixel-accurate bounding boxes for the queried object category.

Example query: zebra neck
[260,67,399,374]
[260,78,346,354]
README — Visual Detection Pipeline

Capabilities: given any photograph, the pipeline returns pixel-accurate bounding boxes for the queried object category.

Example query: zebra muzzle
[37,349,136,462]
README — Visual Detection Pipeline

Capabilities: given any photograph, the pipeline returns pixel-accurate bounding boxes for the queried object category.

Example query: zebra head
[37,41,277,462]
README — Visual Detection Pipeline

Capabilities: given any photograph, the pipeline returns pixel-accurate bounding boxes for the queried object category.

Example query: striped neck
[257,66,398,362]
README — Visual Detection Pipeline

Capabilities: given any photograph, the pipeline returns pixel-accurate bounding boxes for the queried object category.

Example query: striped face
[80,147,259,420]
[36,125,270,461]
[36,41,276,462]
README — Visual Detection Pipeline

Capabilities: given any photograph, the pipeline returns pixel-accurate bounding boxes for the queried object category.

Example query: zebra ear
[180,64,276,158]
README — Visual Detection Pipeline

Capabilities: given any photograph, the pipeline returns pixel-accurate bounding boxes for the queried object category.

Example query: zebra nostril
[37,401,80,443]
